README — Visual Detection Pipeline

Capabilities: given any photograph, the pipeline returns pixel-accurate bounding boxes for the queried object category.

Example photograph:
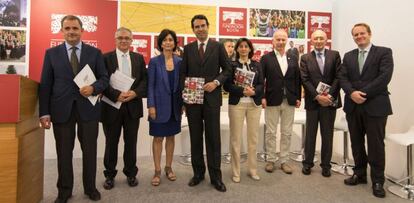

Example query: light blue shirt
[65,41,82,62]
[314,49,326,63]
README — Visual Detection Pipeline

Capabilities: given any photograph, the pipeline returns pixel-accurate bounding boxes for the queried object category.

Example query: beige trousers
[265,99,295,163]
[228,102,262,177]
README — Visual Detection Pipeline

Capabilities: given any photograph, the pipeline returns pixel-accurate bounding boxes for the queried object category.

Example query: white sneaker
[249,174,260,181]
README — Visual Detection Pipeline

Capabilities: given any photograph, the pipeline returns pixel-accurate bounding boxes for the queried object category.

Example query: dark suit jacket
[338,45,393,117]
[300,49,342,110]
[223,60,264,106]
[100,50,147,124]
[39,42,108,123]
[180,39,232,107]
[261,51,301,106]
[147,54,182,123]
[287,47,299,58]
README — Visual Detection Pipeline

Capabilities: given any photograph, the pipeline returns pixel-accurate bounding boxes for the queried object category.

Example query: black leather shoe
[372,183,386,198]
[322,168,331,177]
[54,196,69,203]
[344,174,367,185]
[127,176,138,187]
[188,176,204,187]
[211,180,227,192]
[103,177,114,190]
[302,166,311,175]
[85,190,101,201]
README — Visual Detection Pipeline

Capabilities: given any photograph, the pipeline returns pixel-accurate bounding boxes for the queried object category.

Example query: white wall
[332,0,414,179]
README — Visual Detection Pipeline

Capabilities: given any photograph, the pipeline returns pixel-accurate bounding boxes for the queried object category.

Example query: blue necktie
[316,52,324,75]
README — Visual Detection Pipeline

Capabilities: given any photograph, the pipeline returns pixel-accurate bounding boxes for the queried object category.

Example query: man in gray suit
[338,23,393,198]
[300,30,341,177]
[180,14,232,192]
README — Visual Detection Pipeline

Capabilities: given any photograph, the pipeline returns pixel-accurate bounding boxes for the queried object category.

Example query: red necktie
[198,43,205,60]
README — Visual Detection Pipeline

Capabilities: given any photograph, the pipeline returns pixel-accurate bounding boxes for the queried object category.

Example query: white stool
[387,126,414,200]
[179,116,192,166]
[331,115,354,176]
[290,111,317,162]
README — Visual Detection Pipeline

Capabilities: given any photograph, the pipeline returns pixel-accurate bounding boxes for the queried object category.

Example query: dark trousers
[346,105,387,184]
[185,104,222,182]
[103,105,139,179]
[303,107,336,169]
[53,103,98,198]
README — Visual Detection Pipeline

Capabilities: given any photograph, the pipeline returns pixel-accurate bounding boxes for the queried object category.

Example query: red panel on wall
[0,75,20,122]
[219,7,247,36]
[308,12,332,39]
[29,0,118,82]
[131,35,151,65]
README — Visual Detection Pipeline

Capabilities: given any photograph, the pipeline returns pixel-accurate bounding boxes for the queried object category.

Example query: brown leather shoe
[280,163,293,174]
[265,162,275,173]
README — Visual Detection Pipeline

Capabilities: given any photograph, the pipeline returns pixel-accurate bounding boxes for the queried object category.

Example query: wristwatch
[213,80,220,86]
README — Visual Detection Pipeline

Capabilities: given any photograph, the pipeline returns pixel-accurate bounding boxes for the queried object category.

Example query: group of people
[39,14,393,203]
[249,9,305,38]
[0,30,25,60]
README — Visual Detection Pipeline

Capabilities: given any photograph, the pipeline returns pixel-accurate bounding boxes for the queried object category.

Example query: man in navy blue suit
[39,15,108,203]
[338,23,393,198]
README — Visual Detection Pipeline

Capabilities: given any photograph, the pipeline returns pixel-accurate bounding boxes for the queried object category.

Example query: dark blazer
[39,42,108,123]
[100,50,147,124]
[260,51,301,106]
[147,54,182,123]
[180,39,232,107]
[223,60,264,106]
[300,49,342,110]
[338,45,393,117]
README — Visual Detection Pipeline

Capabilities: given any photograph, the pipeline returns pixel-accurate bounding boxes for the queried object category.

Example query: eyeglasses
[116,36,132,41]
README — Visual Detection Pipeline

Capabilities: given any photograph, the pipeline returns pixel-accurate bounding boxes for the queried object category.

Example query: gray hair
[115,27,132,38]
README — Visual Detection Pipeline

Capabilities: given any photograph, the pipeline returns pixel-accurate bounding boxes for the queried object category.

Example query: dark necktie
[70,47,79,75]
[198,43,205,60]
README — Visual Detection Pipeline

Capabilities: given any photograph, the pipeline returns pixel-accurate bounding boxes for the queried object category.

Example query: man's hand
[40,117,51,129]
[80,85,94,97]
[148,107,156,120]
[316,95,332,107]
[261,98,267,108]
[203,81,218,93]
[350,91,367,104]
[123,90,137,102]
[295,99,301,108]
[243,86,255,97]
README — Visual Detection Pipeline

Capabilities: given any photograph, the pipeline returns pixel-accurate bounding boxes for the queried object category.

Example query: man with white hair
[261,30,301,174]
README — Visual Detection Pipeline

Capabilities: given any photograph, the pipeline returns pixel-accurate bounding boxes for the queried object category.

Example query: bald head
[310,30,327,52]
[272,30,288,53]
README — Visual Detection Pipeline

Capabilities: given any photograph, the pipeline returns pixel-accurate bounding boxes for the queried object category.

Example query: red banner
[307,12,332,39]
[219,7,247,36]
[131,35,151,65]
[29,0,117,82]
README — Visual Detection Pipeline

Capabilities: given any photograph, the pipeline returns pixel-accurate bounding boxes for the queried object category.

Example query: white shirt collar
[359,43,372,52]
[274,49,286,57]
[116,48,129,56]
[197,37,209,47]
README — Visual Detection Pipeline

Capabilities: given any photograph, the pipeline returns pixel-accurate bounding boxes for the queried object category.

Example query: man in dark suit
[300,30,341,177]
[180,14,232,192]
[338,23,393,198]
[39,15,108,203]
[101,27,147,190]
[261,30,301,174]
[287,40,299,58]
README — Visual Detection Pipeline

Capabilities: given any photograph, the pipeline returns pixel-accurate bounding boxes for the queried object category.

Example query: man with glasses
[101,27,147,190]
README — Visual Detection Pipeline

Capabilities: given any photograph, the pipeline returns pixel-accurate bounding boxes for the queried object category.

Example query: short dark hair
[352,23,371,35]
[235,38,254,59]
[191,14,209,29]
[61,15,83,29]
[158,29,178,52]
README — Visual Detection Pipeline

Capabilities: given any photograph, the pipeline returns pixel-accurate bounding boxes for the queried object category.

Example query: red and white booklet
[182,77,205,104]
[234,68,255,88]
